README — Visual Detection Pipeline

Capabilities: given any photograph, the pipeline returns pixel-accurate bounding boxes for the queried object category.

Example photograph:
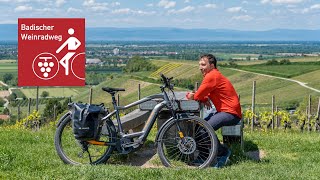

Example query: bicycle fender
[155,117,175,145]
[56,112,71,127]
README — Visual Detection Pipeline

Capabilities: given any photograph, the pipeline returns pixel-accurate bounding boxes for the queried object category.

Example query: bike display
[54,74,218,168]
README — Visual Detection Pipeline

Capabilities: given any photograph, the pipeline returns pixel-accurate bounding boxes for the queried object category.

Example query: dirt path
[229,68,320,93]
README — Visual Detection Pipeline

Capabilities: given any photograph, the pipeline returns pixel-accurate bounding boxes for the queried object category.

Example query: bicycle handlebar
[160,73,174,90]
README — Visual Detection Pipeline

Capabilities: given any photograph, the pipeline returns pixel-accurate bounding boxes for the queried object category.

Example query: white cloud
[261,0,304,4]
[232,15,253,21]
[111,8,156,15]
[111,2,120,7]
[14,5,32,12]
[83,0,108,11]
[55,0,65,7]
[158,0,176,9]
[168,6,194,14]
[147,3,153,7]
[67,7,82,13]
[310,4,320,10]
[36,8,54,12]
[111,8,130,14]
[242,1,248,4]
[299,4,320,14]
[184,0,190,3]
[203,4,216,9]
[227,7,246,13]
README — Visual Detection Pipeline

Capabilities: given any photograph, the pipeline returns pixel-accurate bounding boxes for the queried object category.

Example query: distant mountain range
[2,24,320,41]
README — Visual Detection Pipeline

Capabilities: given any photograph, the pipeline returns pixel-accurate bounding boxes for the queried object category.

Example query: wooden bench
[221,120,244,152]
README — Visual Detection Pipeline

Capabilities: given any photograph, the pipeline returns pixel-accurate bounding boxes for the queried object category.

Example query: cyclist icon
[56,28,81,76]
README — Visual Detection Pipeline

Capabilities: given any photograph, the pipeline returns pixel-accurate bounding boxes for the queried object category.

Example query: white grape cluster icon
[32,52,59,80]
[38,61,54,78]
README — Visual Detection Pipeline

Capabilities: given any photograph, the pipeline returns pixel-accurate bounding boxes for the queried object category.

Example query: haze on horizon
[0,0,319,31]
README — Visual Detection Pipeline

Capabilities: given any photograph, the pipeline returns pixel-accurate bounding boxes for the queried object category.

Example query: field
[0,62,17,76]
[20,87,88,98]
[1,127,320,179]
[237,64,320,78]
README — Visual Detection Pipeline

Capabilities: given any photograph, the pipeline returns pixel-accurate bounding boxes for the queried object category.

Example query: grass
[1,127,320,179]
[20,87,88,98]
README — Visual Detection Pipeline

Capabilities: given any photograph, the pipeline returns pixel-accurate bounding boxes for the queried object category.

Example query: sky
[0,0,319,30]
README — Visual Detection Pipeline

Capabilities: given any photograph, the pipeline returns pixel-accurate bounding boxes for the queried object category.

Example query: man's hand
[203,99,212,110]
[186,92,195,100]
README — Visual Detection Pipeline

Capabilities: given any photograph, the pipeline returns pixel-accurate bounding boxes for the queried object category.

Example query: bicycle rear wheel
[157,116,218,168]
[54,112,116,165]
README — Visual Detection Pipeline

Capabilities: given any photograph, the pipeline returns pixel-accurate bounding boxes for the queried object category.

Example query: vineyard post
[317,97,320,121]
[53,104,56,121]
[195,82,199,91]
[272,95,275,129]
[17,103,20,121]
[138,83,141,100]
[28,98,31,116]
[316,97,320,130]
[308,95,311,132]
[117,94,120,106]
[36,86,39,111]
[276,106,279,128]
[69,96,72,103]
[251,81,256,131]
[89,87,93,104]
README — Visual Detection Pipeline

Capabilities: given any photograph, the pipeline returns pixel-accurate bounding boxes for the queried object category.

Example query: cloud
[184,0,190,3]
[261,0,304,4]
[14,5,33,12]
[83,0,108,11]
[147,3,153,7]
[67,7,82,13]
[242,1,248,4]
[110,2,120,7]
[232,15,253,21]
[203,4,216,9]
[227,7,246,13]
[310,4,320,10]
[55,0,65,7]
[111,8,156,15]
[168,6,194,14]
[158,0,176,9]
[300,4,320,14]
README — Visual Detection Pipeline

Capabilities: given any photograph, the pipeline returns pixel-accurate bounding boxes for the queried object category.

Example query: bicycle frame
[101,87,179,148]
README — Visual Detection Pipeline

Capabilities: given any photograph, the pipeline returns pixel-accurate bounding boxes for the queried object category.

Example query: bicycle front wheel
[54,112,116,165]
[157,116,218,168]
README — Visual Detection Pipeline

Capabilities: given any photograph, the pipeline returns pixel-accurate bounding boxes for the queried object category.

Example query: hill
[2,24,320,41]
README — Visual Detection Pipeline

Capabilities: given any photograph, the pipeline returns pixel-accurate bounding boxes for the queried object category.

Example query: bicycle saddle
[102,87,125,93]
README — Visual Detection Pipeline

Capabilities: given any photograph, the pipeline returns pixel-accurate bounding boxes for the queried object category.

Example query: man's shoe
[213,149,231,168]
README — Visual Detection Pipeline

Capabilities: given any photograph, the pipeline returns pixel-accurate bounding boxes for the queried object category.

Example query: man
[186,54,241,168]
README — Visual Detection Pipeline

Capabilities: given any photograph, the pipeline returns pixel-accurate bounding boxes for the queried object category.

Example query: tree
[2,73,13,83]
[43,99,63,120]
[7,92,17,101]
[41,91,49,98]
[124,56,157,73]
[0,98,5,106]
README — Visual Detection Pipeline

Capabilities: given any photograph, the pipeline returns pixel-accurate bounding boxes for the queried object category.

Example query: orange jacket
[194,69,242,118]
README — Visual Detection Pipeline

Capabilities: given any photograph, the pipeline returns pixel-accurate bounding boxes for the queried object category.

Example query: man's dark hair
[200,54,217,68]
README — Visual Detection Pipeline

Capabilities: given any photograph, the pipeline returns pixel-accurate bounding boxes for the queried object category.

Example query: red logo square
[18,18,85,86]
